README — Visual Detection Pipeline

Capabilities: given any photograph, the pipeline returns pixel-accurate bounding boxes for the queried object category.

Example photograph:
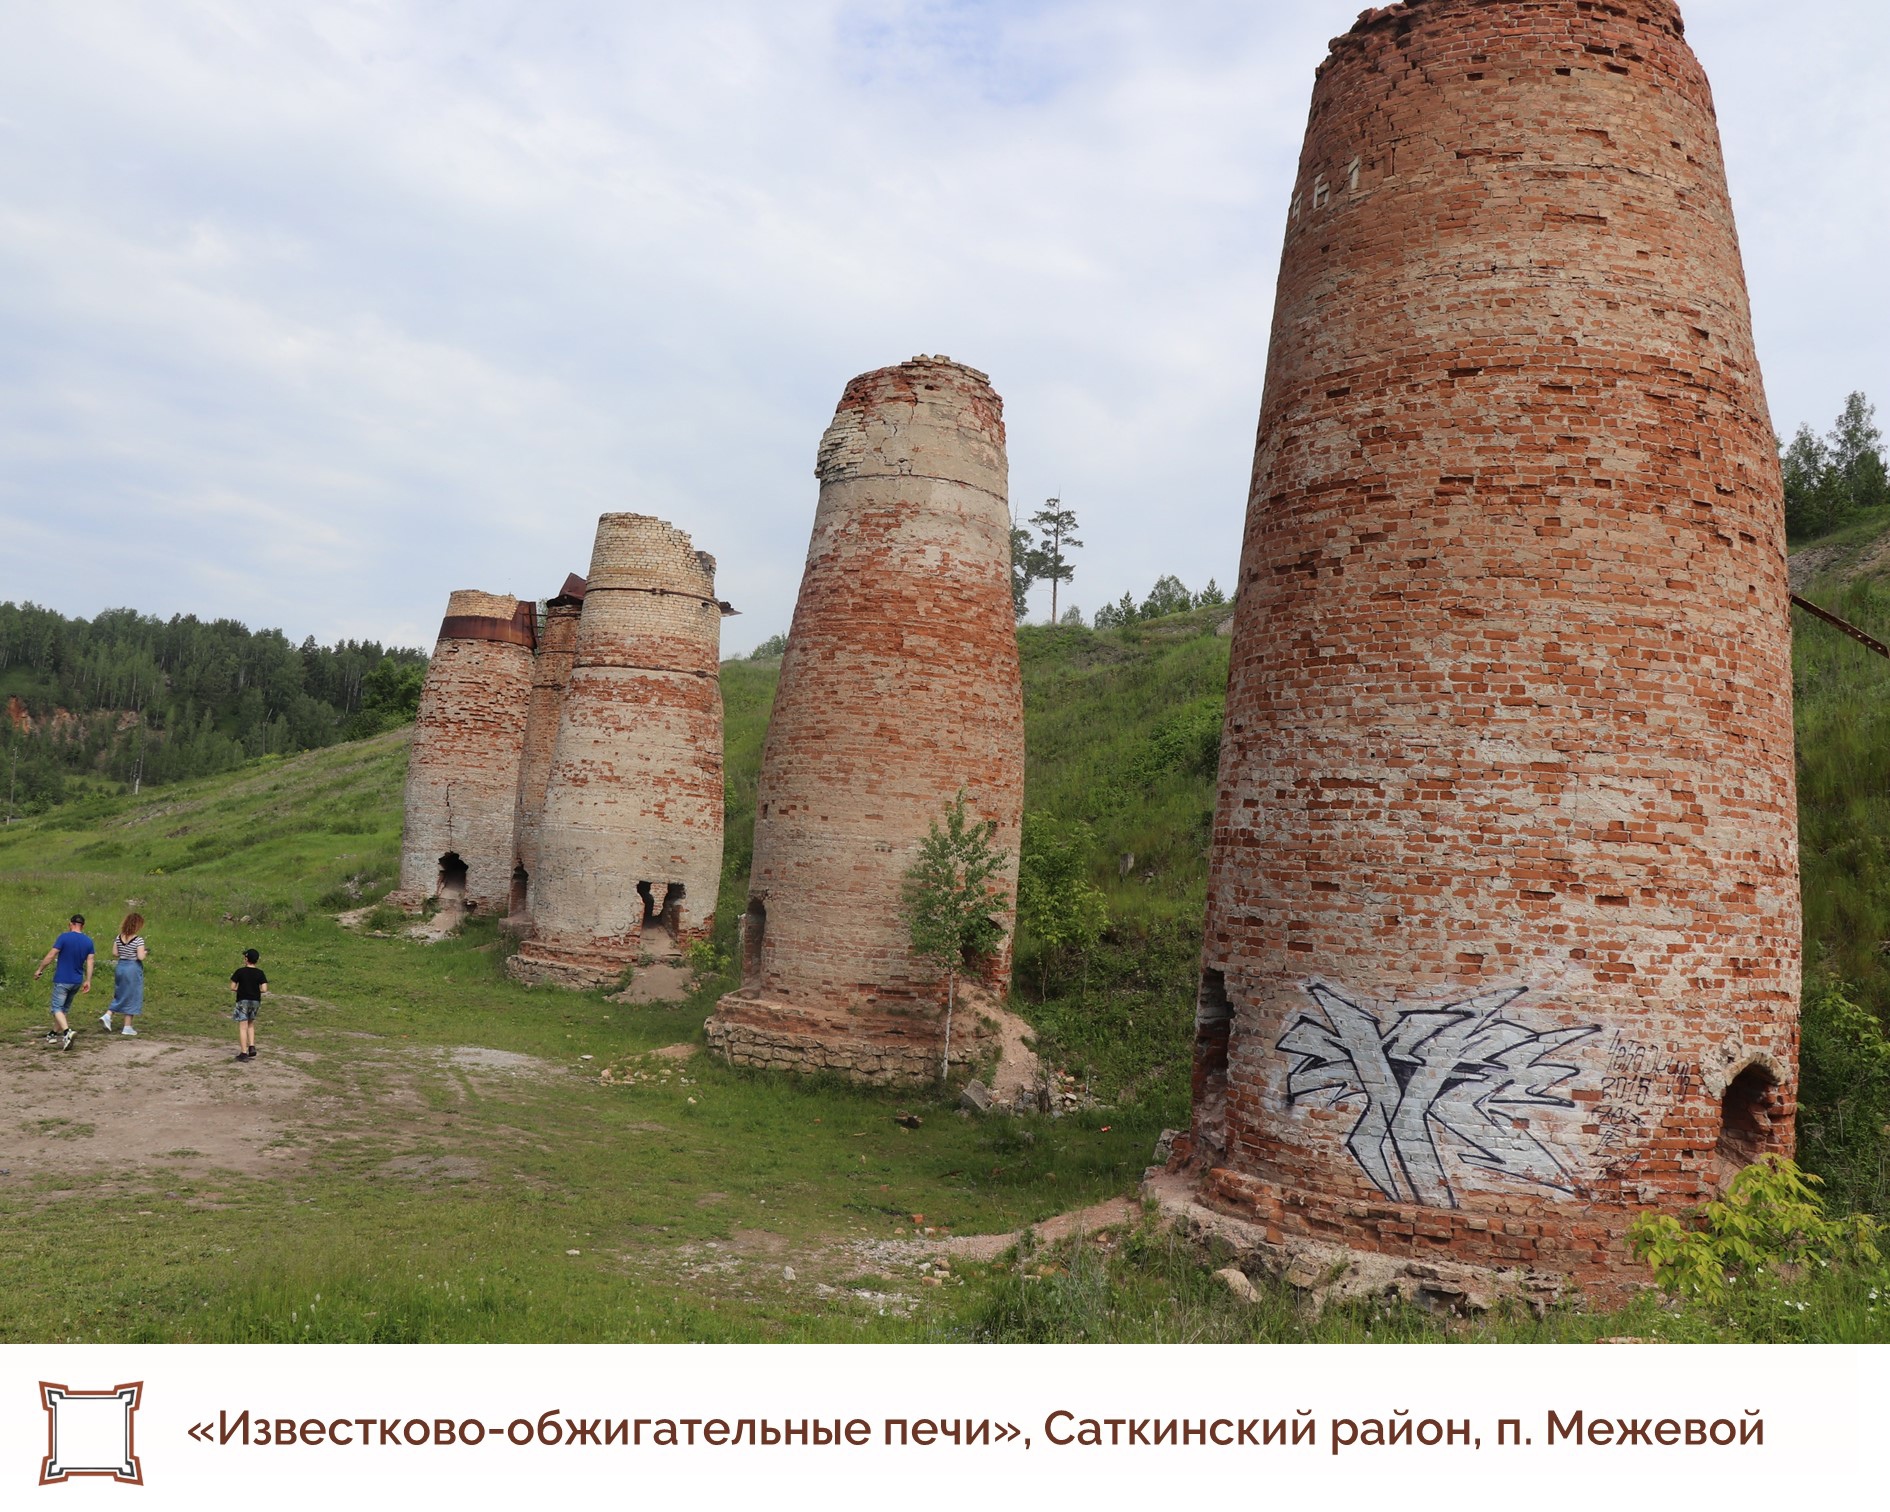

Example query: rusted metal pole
[1790,593,1890,661]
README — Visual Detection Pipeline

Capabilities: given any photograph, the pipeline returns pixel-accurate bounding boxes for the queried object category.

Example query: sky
[0,0,1884,654]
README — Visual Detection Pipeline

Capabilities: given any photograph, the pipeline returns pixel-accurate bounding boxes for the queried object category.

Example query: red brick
[708,357,1025,1084]
[1184,0,1798,1300]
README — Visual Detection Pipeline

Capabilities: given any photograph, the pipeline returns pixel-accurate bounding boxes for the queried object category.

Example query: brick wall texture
[509,589,584,911]
[510,515,725,987]
[396,589,536,913]
[1181,0,1800,1294]
[707,356,1026,1084]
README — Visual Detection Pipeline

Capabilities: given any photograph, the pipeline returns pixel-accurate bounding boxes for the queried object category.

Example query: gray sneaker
[100,1011,113,1031]
[60,1029,75,1051]
[121,1025,138,1037]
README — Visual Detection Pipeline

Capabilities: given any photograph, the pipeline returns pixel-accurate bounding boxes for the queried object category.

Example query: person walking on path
[229,947,267,1061]
[100,912,148,1036]
[32,914,94,1051]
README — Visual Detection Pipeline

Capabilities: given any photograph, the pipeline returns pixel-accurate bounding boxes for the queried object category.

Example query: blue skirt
[109,960,144,1016]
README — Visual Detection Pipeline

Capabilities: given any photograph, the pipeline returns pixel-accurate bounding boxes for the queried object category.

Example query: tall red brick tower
[506,575,586,921]
[1185,0,1798,1293]
[394,590,537,914]
[707,356,1025,1084]
[509,518,725,988]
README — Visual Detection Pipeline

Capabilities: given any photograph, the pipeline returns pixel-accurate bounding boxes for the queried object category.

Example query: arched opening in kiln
[436,852,468,902]
[743,898,767,987]
[1716,1062,1784,1176]
[637,881,685,940]
[509,864,529,917]
[1192,967,1233,1158]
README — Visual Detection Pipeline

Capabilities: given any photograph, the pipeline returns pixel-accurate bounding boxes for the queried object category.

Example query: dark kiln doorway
[638,881,687,940]
[1716,1062,1784,1179]
[437,852,469,902]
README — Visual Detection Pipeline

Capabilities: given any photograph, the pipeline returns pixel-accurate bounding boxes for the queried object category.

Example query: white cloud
[0,1,1882,650]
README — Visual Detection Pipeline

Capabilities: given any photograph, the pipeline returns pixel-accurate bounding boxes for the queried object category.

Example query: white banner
[3,1343,1873,1509]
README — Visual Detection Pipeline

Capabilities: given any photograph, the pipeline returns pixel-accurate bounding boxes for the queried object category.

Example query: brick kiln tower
[509,518,725,988]
[395,590,537,913]
[706,356,1025,1084]
[1182,0,1798,1296]
[506,574,586,921]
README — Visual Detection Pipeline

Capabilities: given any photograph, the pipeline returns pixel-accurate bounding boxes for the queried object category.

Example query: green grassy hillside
[0,609,1235,1345]
[7,595,1889,1343]
[720,608,1230,1115]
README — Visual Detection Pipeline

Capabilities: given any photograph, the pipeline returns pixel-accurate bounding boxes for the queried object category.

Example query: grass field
[4,606,1887,1343]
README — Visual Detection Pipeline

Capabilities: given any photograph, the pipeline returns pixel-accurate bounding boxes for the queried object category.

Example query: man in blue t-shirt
[33,914,95,1051]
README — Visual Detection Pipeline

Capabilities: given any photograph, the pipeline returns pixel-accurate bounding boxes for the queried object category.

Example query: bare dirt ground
[1788,542,1846,592]
[1,1033,309,1185]
[0,1025,560,1192]
[4,1019,1142,1325]
[621,1194,1142,1318]
[607,963,695,1004]
[985,1005,1042,1105]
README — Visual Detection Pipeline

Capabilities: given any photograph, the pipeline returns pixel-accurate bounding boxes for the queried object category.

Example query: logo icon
[38,1381,144,1486]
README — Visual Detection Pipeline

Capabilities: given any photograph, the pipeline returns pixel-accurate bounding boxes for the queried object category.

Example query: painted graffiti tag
[1592,1031,1695,1162]
[1278,982,1598,1208]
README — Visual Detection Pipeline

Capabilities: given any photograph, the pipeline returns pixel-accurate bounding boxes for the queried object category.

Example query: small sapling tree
[900,790,1012,1083]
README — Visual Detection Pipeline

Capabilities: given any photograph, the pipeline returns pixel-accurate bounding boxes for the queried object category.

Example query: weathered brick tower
[706,356,1025,1083]
[394,590,537,913]
[506,574,586,920]
[509,518,725,988]
[1183,0,1798,1295]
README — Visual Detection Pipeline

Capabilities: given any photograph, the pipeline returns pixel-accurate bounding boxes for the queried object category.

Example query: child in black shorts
[230,948,268,1061]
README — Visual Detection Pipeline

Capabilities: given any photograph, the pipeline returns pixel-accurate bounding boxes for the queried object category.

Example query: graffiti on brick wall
[1278,982,1597,1208]
[1593,1031,1696,1166]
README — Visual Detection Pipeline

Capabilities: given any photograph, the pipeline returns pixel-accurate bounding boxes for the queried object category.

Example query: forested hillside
[0,601,427,813]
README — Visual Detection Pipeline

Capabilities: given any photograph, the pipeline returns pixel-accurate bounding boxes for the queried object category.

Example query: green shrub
[1628,1154,1881,1305]
[1797,977,1890,1213]
[1015,813,1108,997]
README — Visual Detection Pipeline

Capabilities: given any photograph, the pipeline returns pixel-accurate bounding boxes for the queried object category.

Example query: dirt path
[0,1027,564,1191]
[927,1194,1136,1261]
[405,898,466,943]
[0,1033,310,1184]
[985,1006,1042,1106]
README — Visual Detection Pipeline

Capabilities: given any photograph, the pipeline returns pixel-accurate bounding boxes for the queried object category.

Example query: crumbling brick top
[438,590,535,649]
[1326,0,1686,72]
[443,589,521,622]
[586,514,718,600]
[817,356,1006,489]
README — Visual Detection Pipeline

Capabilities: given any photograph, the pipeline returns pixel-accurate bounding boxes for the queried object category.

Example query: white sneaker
[100,1012,113,1030]
[121,1025,138,1037]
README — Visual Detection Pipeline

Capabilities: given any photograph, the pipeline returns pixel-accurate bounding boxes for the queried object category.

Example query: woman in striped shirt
[101,911,148,1036]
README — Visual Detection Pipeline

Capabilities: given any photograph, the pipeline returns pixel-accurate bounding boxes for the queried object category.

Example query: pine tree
[1830,392,1890,520]
[1028,499,1081,624]
[1010,523,1041,622]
